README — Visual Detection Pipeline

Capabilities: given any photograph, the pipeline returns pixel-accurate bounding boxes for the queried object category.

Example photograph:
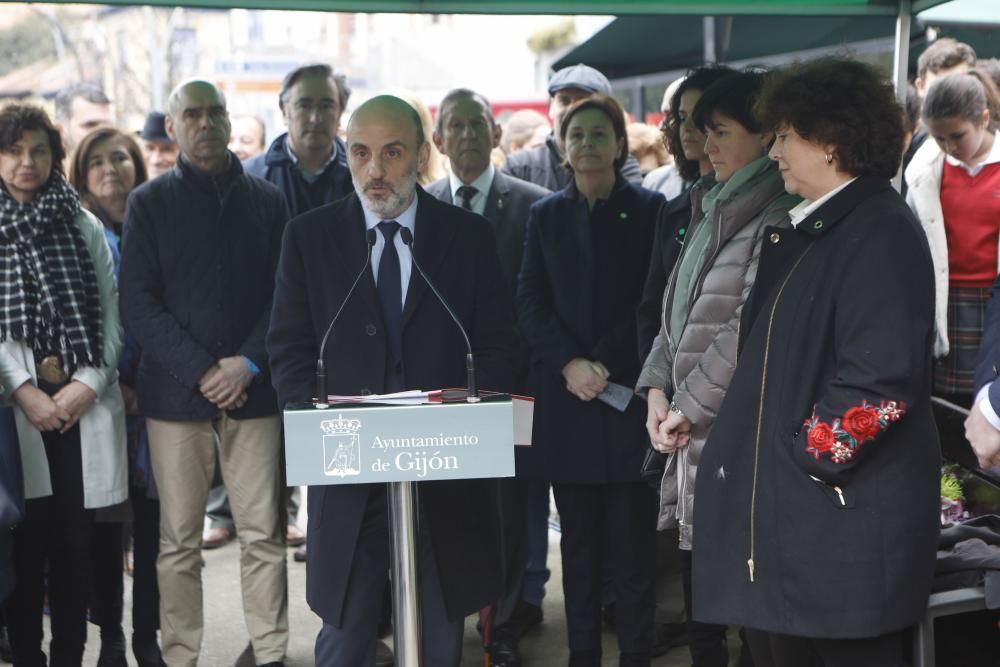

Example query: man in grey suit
[427,88,549,667]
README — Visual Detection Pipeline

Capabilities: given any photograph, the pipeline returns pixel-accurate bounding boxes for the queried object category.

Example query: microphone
[315,229,378,408]
[398,227,479,403]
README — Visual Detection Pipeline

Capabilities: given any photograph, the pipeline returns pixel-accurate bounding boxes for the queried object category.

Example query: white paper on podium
[513,396,534,447]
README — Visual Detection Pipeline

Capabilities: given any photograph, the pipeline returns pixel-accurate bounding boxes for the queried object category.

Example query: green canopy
[553,14,900,78]
[43,0,948,16]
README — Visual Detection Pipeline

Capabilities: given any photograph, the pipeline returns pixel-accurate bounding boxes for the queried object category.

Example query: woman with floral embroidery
[690,58,940,667]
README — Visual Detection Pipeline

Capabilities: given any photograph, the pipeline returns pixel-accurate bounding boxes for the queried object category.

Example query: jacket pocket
[808,474,856,509]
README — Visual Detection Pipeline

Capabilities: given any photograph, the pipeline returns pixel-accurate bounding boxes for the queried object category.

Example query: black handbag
[0,407,24,529]
[640,445,668,490]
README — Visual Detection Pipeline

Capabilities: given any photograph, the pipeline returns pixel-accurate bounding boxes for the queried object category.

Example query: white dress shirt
[787,177,858,228]
[447,164,495,216]
[360,195,418,308]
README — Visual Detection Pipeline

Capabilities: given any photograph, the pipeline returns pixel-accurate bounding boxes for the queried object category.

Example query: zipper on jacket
[747,244,813,583]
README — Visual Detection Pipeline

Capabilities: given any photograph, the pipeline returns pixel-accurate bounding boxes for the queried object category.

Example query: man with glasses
[244,63,353,218]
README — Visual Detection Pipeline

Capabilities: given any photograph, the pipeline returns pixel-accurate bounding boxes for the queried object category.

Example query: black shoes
[506,599,544,637]
[132,632,166,667]
[96,632,128,667]
[651,621,690,657]
[488,629,522,667]
[0,626,11,664]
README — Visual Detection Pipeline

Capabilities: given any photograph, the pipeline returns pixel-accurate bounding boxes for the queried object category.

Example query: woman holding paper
[517,94,664,666]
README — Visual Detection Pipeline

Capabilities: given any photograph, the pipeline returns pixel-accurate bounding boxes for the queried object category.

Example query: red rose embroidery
[807,422,835,453]
[841,406,880,441]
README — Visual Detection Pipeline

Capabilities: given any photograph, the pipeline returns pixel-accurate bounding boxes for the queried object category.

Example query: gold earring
[825,153,834,165]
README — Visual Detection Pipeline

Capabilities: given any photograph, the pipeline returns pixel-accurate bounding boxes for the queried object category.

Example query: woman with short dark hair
[691,58,940,667]
[637,69,799,667]
[518,94,664,666]
[0,104,126,666]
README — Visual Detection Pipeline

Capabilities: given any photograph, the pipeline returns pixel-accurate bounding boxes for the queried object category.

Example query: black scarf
[0,176,102,369]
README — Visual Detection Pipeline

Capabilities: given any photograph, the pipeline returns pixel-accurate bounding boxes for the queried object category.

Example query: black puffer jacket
[120,154,289,421]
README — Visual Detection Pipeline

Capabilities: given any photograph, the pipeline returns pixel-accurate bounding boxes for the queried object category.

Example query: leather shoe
[286,525,306,547]
[618,651,651,667]
[97,633,128,667]
[202,526,233,549]
[569,648,601,667]
[0,626,12,663]
[293,544,307,562]
[375,639,394,667]
[488,634,521,667]
[506,599,543,637]
[132,632,166,667]
[651,621,689,657]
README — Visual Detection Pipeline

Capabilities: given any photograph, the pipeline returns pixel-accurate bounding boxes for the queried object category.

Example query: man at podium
[266,95,516,666]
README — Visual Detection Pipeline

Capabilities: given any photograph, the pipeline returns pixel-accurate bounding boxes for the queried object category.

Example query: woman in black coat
[691,58,940,667]
[517,94,664,667]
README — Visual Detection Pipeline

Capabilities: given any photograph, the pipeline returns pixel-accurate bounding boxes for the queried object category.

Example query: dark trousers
[314,486,463,667]
[5,424,93,667]
[552,482,657,660]
[682,549,729,666]
[493,477,528,635]
[90,521,124,639]
[130,485,160,636]
[745,629,904,667]
[522,479,551,606]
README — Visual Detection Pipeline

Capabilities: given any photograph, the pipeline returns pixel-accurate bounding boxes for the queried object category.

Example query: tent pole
[891,0,912,192]
[703,16,717,63]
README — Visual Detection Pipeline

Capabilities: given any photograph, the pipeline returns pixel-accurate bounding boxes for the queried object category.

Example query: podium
[283,394,525,666]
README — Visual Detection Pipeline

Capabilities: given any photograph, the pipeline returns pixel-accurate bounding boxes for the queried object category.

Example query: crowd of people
[0,33,998,667]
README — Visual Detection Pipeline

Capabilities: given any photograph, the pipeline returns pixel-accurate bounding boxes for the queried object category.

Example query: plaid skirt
[934,285,991,397]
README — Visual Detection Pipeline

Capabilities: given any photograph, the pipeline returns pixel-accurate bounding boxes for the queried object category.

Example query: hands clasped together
[645,387,692,454]
[14,381,98,433]
[199,356,253,411]
[562,357,609,402]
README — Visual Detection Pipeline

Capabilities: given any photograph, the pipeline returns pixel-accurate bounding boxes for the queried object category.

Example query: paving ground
[70,495,741,666]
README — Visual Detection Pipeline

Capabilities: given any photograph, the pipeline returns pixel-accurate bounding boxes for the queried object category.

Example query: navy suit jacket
[266,186,516,625]
[974,272,1000,412]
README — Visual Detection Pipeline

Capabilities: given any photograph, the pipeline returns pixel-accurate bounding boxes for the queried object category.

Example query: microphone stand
[314,230,377,408]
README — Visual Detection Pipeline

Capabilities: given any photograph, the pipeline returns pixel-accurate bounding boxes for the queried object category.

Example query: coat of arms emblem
[320,415,362,477]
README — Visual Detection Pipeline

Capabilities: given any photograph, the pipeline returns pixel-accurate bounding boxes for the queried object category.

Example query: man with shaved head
[267,94,516,666]
[120,79,291,667]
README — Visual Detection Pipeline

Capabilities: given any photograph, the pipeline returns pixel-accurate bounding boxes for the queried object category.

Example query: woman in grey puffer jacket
[636,71,799,667]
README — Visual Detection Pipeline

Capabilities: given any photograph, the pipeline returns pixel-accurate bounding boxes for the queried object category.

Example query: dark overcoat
[516,178,663,483]
[692,176,941,638]
[266,187,516,626]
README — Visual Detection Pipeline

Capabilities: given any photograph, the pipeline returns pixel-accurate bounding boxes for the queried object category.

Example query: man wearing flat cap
[138,111,179,179]
[501,63,643,191]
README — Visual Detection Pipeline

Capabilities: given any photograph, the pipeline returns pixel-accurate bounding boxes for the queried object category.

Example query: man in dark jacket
[427,88,550,666]
[120,80,289,667]
[243,63,353,218]
[267,94,515,667]
[501,63,643,191]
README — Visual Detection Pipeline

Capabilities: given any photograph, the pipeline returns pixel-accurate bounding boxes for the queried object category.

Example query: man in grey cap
[501,63,643,191]
[139,111,179,179]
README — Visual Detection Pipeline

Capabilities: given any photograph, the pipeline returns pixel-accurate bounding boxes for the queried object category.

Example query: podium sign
[283,399,515,486]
